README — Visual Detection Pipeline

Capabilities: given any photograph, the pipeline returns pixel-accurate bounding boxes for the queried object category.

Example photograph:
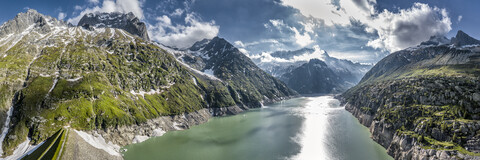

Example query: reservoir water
[122,96,393,160]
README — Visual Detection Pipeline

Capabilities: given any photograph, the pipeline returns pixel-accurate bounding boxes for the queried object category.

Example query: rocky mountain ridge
[167,37,298,107]
[251,47,371,94]
[0,10,295,158]
[341,30,480,159]
[78,12,150,41]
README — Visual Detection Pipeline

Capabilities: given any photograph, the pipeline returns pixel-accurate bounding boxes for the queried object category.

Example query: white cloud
[149,13,219,49]
[58,12,67,20]
[68,0,144,25]
[234,41,245,47]
[249,45,327,63]
[292,45,327,61]
[156,15,171,25]
[234,41,249,54]
[281,0,452,52]
[240,39,282,47]
[281,0,376,26]
[248,52,290,63]
[170,9,184,17]
[367,3,451,52]
[74,5,83,11]
[266,19,313,47]
[88,0,100,4]
[238,48,249,54]
[291,27,314,47]
[270,19,285,27]
[457,15,463,22]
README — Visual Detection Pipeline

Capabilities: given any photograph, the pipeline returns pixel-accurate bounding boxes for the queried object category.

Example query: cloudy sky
[0,0,478,63]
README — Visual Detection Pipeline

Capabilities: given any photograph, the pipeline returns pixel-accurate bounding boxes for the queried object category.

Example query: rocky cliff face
[0,10,294,157]
[341,31,480,159]
[78,12,150,41]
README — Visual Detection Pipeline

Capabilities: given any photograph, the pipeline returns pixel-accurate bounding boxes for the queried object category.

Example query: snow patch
[130,89,163,98]
[39,73,51,77]
[0,106,13,156]
[153,42,222,81]
[66,77,83,82]
[460,44,480,49]
[203,68,215,77]
[109,28,116,39]
[192,77,198,86]
[74,130,121,156]
[5,138,44,160]
[118,30,135,43]
[48,78,58,93]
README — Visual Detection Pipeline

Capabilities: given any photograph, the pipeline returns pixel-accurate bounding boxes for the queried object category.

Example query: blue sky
[1,0,479,63]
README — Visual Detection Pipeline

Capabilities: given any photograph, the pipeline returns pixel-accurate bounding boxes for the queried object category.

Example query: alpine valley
[0,2,479,160]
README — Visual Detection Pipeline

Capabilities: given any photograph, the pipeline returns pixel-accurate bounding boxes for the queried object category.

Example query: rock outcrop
[451,30,480,47]
[341,31,480,159]
[78,12,150,41]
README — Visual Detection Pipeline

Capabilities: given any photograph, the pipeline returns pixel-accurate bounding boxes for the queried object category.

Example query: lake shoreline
[123,96,393,160]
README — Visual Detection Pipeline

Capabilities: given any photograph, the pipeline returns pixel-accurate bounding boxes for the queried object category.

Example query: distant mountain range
[340,30,480,159]
[279,59,346,94]
[251,46,372,94]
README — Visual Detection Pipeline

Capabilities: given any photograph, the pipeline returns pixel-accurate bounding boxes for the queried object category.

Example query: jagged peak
[78,11,149,41]
[308,58,326,65]
[82,12,137,22]
[451,30,480,47]
[189,38,211,51]
[26,9,39,14]
[189,36,236,52]
[0,9,68,37]
[210,36,230,44]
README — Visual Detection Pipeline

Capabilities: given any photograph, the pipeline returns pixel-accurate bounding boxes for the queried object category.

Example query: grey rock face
[451,30,480,47]
[340,30,480,159]
[0,9,69,37]
[93,105,246,147]
[78,12,150,41]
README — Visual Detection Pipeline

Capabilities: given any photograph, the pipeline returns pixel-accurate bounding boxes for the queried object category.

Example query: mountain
[78,12,150,41]
[168,37,298,107]
[451,30,480,47]
[0,10,295,158]
[251,47,372,94]
[340,31,480,159]
[279,59,346,94]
